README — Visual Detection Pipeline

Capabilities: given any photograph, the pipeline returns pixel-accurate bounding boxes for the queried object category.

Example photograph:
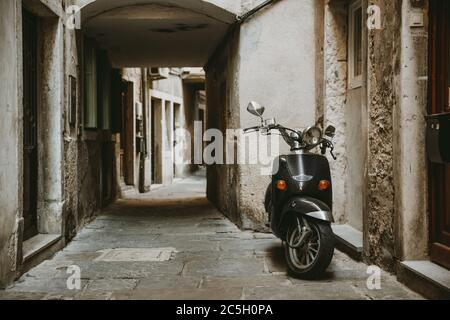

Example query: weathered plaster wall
[38,17,65,235]
[207,0,318,228]
[152,73,184,98]
[238,0,317,227]
[67,35,118,237]
[62,28,114,241]
[0,0,22,288]
[394,0,429,262]
[206,24,241,226]
[323,0,348,225]
[63,2,81,240]
[365,0,402,270]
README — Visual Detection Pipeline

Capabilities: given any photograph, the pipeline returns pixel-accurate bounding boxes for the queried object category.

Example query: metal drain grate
[95,248,177,262]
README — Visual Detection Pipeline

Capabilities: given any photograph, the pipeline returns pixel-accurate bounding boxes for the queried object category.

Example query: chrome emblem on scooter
[293,174,313,182]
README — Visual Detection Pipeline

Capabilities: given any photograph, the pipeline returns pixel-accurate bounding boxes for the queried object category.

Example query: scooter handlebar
[243,126,260,133]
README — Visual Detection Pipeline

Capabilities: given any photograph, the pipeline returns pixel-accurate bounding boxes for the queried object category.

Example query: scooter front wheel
[284,218,334,280]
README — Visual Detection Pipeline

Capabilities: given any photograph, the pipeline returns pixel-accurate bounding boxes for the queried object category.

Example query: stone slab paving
[0,172,423,300]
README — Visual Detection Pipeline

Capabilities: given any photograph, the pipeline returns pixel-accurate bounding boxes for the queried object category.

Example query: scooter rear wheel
[284,218,334,280]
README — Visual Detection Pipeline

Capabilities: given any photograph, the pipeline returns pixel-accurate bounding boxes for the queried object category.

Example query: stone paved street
[0,172,422,300]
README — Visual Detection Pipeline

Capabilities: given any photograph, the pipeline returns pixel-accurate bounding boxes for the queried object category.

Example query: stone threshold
[397,260,450,300]
[332,224,363,261]
[23,234,61,262]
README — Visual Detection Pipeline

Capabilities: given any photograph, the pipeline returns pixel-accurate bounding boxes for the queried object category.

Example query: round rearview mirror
[247,101,265,118]
[325,125,336,138]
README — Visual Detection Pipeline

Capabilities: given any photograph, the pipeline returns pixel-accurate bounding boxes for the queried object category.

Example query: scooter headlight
[302,126,323,146]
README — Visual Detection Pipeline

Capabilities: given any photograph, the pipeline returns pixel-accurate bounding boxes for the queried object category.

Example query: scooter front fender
[278,196,335,229]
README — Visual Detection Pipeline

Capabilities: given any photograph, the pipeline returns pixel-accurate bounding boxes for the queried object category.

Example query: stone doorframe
[19,0,65,260]
[320,0,369,252]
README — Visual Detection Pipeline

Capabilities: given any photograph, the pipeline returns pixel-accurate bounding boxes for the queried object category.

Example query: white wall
[237,0,318,224]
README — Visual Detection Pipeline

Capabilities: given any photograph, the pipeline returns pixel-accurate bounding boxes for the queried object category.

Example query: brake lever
[330,147,337,160]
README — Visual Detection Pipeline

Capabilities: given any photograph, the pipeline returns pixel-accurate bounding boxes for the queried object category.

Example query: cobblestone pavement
[0,172,422,300]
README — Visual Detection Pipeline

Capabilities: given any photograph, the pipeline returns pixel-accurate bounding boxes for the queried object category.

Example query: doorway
[121,81,134,186]
[151,98,163,184]
[164,101,173,183]
[173,103,181,177]
[22,8,38,241]
[428,0,450,269]
[346,0,365,232]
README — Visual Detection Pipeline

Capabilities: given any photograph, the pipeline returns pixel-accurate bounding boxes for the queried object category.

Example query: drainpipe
[237,0,281,23]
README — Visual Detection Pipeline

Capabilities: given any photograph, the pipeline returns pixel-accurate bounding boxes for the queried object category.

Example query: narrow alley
[0,172,421,300]
[2,0,450,302]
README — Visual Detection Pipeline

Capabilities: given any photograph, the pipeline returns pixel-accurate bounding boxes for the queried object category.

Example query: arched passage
[79,0,237,67]
[74,0,238,223]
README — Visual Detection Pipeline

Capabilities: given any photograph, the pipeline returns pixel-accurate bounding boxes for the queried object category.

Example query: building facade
[0,0,209,288]
[1,0,449,298]
[316,0,449,298]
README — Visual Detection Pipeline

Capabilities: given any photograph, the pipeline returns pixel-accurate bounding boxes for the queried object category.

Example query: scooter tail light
[318,180,330,191]
[276,180,287,191]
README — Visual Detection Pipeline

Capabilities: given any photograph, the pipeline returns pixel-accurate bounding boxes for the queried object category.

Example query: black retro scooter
[244,102,337,279]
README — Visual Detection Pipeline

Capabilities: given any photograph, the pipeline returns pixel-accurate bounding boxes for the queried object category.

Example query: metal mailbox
[426,112,450,163]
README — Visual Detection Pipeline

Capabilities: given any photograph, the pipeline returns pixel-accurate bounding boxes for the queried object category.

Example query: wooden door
[429,0,450,269]
[22,8,38,241]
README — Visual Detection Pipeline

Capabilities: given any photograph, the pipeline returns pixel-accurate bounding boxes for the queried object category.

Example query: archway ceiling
[81,1,237,67]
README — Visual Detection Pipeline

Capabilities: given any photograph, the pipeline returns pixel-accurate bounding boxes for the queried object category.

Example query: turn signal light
[276,180,288,191]
[318,180,330,191]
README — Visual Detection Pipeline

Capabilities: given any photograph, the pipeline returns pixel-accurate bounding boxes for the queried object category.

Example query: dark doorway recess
[121,81,134,186]
[428,0,450,269]
[22,8,39,241]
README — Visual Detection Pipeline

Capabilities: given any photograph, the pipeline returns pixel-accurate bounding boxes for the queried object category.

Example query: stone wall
[320,0,429,270]
[0,0,121,288]
[364,0,402,270]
